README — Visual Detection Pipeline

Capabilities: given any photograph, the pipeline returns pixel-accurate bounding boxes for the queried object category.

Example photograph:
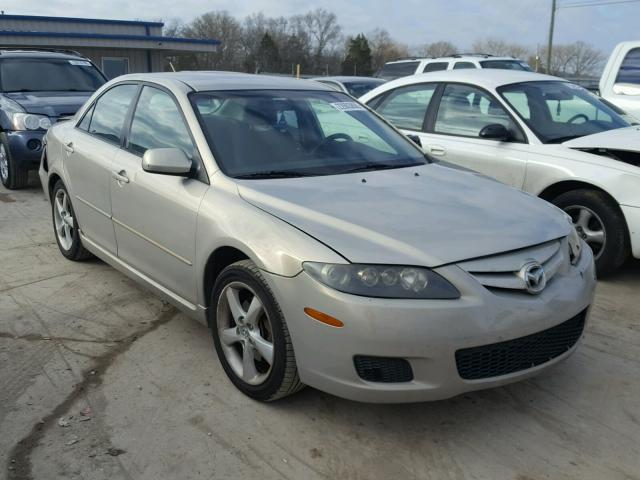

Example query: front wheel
[209,260,303,401]
[552,189,629,276]
[0,135,29,190]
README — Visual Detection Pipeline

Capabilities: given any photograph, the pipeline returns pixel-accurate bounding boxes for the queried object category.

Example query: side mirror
[142,148,192,176]
[613,83,640,96]
[406,134,422,147]
[479,123,510,141]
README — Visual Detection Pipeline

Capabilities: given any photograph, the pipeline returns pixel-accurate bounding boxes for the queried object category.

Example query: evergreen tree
[341,34,373,76]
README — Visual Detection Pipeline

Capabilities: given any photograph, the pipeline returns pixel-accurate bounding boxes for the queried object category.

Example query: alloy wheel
[0,144,8,182]
[53,189,75,251]
[216,282,275,385]
[565,205,606,259]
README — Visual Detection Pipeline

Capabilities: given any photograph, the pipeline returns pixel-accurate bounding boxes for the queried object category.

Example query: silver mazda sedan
[40,72,596,403]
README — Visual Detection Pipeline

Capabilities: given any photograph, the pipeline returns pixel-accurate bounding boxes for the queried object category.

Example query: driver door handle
[64,142,74,154]
[429,145,446,156]
[111,170,129,184]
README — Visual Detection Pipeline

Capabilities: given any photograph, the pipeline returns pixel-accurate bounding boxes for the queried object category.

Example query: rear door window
[453,62,476,70]
[87,84,138,144]
[615,48,640,85]
[423,62,449,73]
[373,84,437,131]
[378,61,420,79]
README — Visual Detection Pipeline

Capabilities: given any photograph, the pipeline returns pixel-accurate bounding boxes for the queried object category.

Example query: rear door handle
[429,145,446,156]
[111,170,129,184]
[64,142,74,154]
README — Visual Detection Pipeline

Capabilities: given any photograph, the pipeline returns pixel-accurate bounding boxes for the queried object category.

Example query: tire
[209,259,304,401]
[51,180,93,261]
[0,134,29,190]
[552,189,629,276]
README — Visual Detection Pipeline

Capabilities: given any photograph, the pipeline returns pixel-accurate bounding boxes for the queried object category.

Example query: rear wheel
[552,189,629,276]
[209,260,303,401]
[0,135,29,190]
[51,181,93,261]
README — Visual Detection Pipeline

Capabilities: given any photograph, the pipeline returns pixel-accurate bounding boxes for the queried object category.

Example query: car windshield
[191,89,427,178]
[498,81,630,143]
[343,79,386,97]
[0,58,106,92]
[480,60,532,71]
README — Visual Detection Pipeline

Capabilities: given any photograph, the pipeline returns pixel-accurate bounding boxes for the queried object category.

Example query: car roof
[311,76,385,83]
[117,71,336,92]
[379,69,562,90]
[385,56,522,64]
[0,49,86,60]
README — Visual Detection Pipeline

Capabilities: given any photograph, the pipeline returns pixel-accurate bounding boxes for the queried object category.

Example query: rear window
[480,60,532,71]
[0,58,106,92]
[378,62,420,79]
[615,48,640,85]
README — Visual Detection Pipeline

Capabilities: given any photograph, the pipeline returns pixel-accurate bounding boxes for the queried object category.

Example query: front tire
[209,260,303,401]
[0,134,29,190]
[552,189,629,276]
[51,180,93,261]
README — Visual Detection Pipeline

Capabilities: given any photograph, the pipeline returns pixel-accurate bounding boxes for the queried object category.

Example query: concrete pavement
[1,178,639,480]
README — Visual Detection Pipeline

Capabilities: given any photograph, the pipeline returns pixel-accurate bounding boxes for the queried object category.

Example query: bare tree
[570,41,604,77]
[293,8,342,72]
[182,11,244,71]
[368,28,409,72]
[472,37,530,59]
[416,41,458,58]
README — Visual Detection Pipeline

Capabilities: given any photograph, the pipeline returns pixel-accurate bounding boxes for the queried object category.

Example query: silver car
[40,72,596,403]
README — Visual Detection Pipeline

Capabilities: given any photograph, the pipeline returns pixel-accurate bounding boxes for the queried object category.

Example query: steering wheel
[312,133,353,154]
[567,113,589,124]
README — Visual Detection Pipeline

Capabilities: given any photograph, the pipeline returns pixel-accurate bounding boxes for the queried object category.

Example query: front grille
[455,312,586,380]
[354,355,413,383]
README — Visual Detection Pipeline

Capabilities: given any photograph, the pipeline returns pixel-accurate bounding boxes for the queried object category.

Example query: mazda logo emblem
[519,262,547,295]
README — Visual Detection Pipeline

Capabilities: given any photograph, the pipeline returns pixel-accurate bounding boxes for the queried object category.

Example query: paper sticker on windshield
[69,60,92,66]
[330,102,366,112]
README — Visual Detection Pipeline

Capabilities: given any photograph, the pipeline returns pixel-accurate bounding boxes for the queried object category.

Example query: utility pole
[547,0,557,74]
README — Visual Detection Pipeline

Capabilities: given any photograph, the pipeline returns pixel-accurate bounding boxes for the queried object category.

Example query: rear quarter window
[616,48,640,85]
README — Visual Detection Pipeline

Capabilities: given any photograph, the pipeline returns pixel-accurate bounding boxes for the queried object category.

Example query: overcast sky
[6,0,637,55]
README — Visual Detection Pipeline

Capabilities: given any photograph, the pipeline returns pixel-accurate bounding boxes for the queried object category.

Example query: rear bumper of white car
[264,248,596,403]
[621,204,640,258]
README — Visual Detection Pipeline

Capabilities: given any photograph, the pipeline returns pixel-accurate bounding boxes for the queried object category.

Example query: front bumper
[621,204,640,259]
[264,248,596,403]
[6,130,45,169]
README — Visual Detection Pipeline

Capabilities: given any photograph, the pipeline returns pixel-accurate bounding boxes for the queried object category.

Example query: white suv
[377,54,532,81]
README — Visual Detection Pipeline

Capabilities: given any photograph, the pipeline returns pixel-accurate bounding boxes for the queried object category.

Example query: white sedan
[361,70,640,275]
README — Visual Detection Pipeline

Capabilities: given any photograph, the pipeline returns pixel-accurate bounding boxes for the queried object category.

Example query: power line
[559,0,640,9]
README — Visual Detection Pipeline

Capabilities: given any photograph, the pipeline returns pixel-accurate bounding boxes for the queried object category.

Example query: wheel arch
[202,245,251,310]
[47,172,63,202]
[538,180,620,206]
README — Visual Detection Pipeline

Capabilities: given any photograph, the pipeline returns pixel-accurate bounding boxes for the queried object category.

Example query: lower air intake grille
[354,355,413,383]
[455,311,586,380]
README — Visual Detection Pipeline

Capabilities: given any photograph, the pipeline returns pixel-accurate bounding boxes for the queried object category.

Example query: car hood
[563,126,640,151]
[237,163,571,267]
[4,91,93,117]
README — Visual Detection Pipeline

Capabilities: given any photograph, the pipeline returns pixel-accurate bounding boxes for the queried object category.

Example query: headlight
[303,262,460,299]
[12,113,52,131]
[568,226,583,266]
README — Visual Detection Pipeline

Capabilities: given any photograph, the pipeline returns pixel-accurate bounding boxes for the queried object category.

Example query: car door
[109,85,208,304]
[64,83,139,254]
[419,83,529,189]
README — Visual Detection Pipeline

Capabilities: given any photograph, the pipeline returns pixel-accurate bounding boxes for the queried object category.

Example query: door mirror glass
[613,83,640,96]
[142,148,192,176]
[479,123,509,141]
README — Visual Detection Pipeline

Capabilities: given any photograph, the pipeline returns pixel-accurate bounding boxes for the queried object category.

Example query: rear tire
[51,180,93,261]
[209,260,304,401]
[0,134,29,190]
[552,189,629,276]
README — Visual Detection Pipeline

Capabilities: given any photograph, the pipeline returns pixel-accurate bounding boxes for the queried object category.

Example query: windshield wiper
[547,135,583,144]
[338,162,423,174]
[234,170,316,179]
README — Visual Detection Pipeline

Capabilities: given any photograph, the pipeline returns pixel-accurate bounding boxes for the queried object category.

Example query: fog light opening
[27,139,42,151]
[304,307,344,328]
